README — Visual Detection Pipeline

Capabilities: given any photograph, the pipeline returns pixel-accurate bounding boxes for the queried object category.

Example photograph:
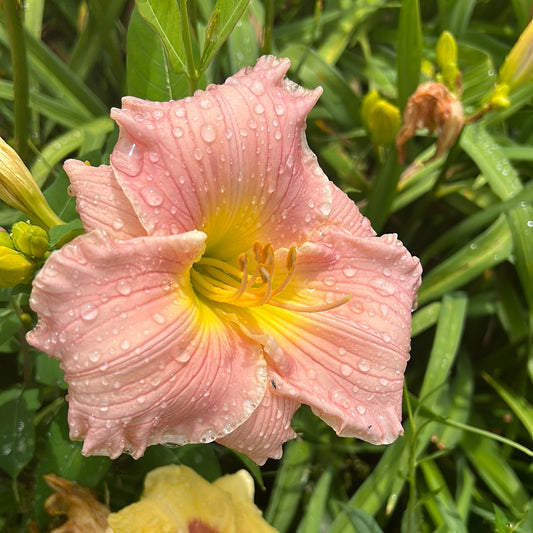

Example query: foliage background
[0,0,532,531]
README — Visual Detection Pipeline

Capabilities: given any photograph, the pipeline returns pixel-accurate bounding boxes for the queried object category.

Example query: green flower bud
[361,91,400,145]
[11,221,49,258]
[0,246,36,288]
[0,137,64,230]
[436,31,461,91]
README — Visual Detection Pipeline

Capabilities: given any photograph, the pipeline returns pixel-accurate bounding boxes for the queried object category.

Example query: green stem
[3,0,30,162]
[262,0,274,54]
[178,0,198,94]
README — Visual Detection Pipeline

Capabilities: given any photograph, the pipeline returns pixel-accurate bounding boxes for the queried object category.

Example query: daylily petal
[28,230,267,458]
[109,56,334,257]
[64,160,147,239]
[240,230,421,444]
[217,384,299,464]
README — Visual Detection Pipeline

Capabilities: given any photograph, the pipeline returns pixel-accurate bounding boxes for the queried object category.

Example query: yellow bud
[361,90,381,129]
[362,91,400,145]
[499,18,533,90]
[11,221,49,258]
[0,229,14,249]
[0,137,64,230]
[0,246,36,288]
[436,31,458,71]
[489,83,511,109]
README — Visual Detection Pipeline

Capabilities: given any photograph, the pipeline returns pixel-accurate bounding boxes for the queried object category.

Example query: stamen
[269,294,353,313]
[191,242,352,314]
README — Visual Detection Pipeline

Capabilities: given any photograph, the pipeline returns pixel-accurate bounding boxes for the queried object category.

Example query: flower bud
[0,227,14,249]
[11,221,49,258]
[0,246,36,288]
[0,137,63,230]
[361,91,401,145]
[436,31,461,92]
[498,18,533,91]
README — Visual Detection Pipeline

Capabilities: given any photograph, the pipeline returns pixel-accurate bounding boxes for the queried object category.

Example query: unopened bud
[436,31,461,92]
[0,246,36,288]
[0,137,64,230]
[361,91,400,145]
[498,18,533,90]
[11,221,49,258]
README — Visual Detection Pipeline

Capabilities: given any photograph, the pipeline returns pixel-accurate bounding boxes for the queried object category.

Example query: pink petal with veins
[109,56,332,256]
[28,230,267,458]
[217,385,299,465]
[64,160,147,239]
[241,230,421,444]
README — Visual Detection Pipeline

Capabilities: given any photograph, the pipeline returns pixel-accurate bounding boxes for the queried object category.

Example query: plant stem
[178,0,198,94]
[262,0,274,54]
[3,0,30,162]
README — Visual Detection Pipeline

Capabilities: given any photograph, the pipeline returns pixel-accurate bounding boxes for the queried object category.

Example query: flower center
[191,242,296,308]
[191,241,352,313]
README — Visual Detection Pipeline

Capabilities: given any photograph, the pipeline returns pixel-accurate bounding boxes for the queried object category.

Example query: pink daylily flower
[27,56,422,464]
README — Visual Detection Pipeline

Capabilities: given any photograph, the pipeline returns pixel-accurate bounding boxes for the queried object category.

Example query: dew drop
[274,104,285,115]
[89,350,101,363]
[357,405,367,415]
[120,339,130,351]
[200,123,217,143]
[152,313,166,325]
[342,265,356,278]
[358,359,371,372]
[141,186,164,207]
[254,103,265,114]
[250,80,265,95]
[172,127,184,138]
[137,395,146,404]
[323,277,336,287]
[318,203,332,216]
[340,364,353,377]
[80,303,99,321]
[116,280,132,296]
[193,148,202,160]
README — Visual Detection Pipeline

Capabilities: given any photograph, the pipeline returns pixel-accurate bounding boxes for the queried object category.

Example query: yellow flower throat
[191,241,351,313]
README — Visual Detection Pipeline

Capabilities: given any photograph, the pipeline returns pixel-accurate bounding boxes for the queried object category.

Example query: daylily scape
[27,56,422,464]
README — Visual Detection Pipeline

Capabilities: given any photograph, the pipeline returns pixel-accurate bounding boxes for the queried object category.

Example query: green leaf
[0,309,20,346]
[342,504,384,533]
[265,440,312,533]
[127,7,189,101]
[135,0,188,75]
[34,353,67,390]
[0,389,37,478]
[483,372,533,441]
[397,0,421,110]
[461,123,533,310]
[417,215,512,306]
[48,218,84,249]
[200,0,251,72]
[297,469,332,533]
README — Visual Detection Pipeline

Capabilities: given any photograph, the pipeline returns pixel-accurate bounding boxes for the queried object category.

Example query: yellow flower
[498,18,533,91]
[107,465,278,533]
[0,137,63,230]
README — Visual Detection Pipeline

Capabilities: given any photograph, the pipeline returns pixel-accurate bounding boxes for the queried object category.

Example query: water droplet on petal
[80,303,99,321]
[173,127,184,138]
[340,364,352,376]
[200,124,217,143]
[250,80,265,95]
[319,203,332,216]
[358,359,371,372]
[141,186,164,207]
[89,350,101,362]
[148,314,165,327]
[254,103,265,114]
[120,339,130,350]
[274,104,285,115]
[342,265,356,278]
[116,280,131,296]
